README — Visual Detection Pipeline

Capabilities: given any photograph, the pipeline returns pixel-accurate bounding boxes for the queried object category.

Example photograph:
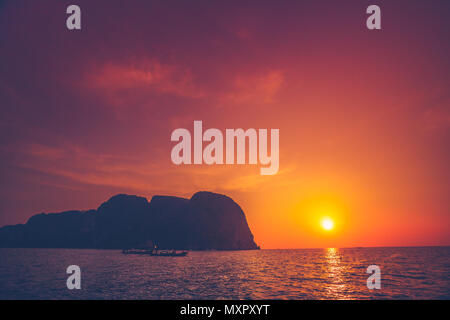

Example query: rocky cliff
[0,192,259,250]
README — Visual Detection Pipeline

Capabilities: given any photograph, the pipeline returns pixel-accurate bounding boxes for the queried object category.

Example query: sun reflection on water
[324,248,350,299]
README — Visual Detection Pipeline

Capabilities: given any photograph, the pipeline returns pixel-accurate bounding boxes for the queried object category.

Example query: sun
[321,217,334,231]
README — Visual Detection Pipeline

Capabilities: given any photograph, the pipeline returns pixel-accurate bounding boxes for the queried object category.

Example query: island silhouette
[0,192,259,250]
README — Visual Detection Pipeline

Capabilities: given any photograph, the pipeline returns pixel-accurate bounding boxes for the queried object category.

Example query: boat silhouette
[122,248,188,257]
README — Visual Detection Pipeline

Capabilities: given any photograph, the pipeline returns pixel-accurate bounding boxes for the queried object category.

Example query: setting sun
[321,218,334,231]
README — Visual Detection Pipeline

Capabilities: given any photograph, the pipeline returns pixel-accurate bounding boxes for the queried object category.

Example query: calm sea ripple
[0,247,449,299]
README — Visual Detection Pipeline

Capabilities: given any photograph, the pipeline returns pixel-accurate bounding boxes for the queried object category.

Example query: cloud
[12,143,163,192]
[84,59,204,107]
[222,70,284,105]
[80,59,284,110]
[11,143,282,196]
[221,165,297,192]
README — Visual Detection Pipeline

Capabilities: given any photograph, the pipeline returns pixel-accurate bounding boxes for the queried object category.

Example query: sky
[0,0,449,248]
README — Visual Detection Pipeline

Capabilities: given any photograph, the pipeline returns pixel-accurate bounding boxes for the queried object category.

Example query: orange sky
[0,0,449,248]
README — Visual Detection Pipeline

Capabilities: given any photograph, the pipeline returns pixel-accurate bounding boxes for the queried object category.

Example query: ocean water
[0,247,449,299]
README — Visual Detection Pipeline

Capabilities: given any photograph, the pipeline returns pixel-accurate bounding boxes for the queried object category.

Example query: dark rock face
[187,192,258,250]
[0,192,259,250]
[94,194,149,249]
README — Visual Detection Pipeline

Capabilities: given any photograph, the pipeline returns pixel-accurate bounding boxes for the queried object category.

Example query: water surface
[0,247,449,299]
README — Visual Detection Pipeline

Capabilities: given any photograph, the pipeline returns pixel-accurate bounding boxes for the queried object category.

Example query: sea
[0,247,449,299]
